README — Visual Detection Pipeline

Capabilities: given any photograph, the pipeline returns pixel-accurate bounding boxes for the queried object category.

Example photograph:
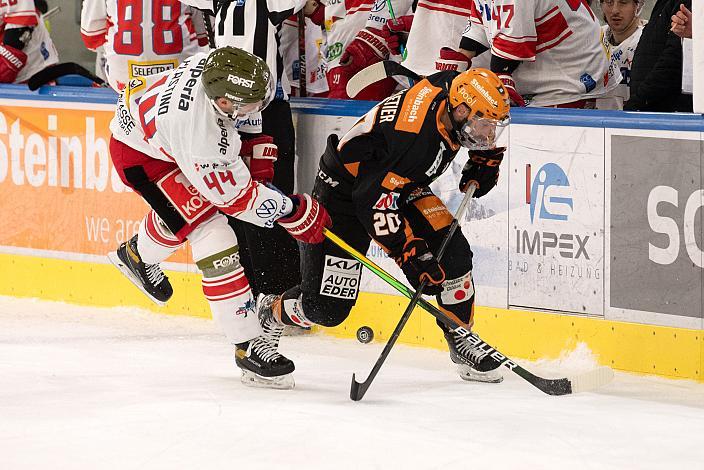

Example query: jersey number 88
[114,0,184,56]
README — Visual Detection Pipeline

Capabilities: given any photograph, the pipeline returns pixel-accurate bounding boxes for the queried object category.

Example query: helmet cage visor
[222,74,275,117]
[457,114,510,150]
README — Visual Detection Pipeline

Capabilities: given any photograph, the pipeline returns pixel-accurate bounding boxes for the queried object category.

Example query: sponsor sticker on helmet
[227,74,255,88]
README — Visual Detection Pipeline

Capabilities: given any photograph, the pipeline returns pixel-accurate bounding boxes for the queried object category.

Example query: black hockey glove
[459,147,505,198]
[394,238,446,296]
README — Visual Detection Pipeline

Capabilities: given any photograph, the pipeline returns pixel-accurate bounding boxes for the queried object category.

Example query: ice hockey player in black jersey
[266,68,510,383]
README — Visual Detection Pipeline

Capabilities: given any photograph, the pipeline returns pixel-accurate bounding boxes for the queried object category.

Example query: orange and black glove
[394,238,445,295]
[459,147,505,197]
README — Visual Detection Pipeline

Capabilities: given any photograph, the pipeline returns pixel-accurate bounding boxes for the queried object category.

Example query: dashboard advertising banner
[508,125,604,315]
[0,101,190,265]
[609,135,703,322]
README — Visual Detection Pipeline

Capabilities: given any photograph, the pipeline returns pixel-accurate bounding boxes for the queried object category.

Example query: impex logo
[527,163,573,223]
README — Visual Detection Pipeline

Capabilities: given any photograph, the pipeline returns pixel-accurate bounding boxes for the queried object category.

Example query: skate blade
[240,369,295,390]
[457,364,504,383]
[569,366,614,394]
[107,251,166,307]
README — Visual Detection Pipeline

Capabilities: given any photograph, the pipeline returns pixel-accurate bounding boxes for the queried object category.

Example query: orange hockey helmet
[447,68,510,149]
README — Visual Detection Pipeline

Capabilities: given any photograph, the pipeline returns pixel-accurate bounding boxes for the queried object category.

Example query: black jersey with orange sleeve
[323,70,463,257]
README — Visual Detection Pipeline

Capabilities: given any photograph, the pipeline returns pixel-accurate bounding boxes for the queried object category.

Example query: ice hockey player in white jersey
[458,0,619,107]
[107,46,331,388]
[325,0,413,99]
[402,0,474,75]
[0,0,59,83]
[596,0,646,109]
[280,14,329,97]
[80,0,209,91]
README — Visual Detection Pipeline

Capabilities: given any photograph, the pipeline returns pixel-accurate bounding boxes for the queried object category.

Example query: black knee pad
[432,227,473,278]
[301,293,355,327]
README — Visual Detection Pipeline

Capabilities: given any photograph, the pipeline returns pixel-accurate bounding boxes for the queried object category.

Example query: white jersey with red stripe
[280,15,328,95]
[1,1,59,83]
[596,22,644,110]
[80,0,207,91]
[463,0,618,106]
[323,0,412,70]
[402,0,473,76]
[109,53,292,228]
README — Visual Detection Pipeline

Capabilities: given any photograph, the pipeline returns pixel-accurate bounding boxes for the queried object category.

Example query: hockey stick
[346,60,420,98]
[27,62,105,90]
[198,7,216,48]
[348,184,476,401]
[297,11,307,97]
[323,229,614,398]
[384,0,407,60]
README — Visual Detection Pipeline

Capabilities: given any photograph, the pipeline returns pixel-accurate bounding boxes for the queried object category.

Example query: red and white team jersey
[402,0,473,76]
[323,0,412,70]
[81,0,207,91]
[110,53,292,227]
[596,23,644,110]
[463,0,619,106]
[280,16,328,95]
[0,1,59,83]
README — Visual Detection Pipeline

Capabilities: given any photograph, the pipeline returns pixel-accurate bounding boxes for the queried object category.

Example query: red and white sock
[137,211,183,264]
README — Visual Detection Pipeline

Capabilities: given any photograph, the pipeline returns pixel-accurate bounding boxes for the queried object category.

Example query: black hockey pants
[285,140,476,328]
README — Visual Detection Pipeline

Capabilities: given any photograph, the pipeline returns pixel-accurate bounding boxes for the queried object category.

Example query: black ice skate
[235,294,295,389]
[107,235,173,306]
[443,329,504,384]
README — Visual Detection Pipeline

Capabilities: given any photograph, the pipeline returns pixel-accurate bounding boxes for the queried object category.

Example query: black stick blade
[350,374,367,401]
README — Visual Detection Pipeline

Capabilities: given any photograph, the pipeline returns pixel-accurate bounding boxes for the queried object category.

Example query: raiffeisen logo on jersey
[527,162,573,223]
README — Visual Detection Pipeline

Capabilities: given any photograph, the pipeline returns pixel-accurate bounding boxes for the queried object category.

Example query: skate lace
[145,264,165,286]
[455,334,489,365]
[254,296,285,362]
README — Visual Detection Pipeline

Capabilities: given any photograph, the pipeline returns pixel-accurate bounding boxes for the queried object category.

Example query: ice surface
[1,296,703,470]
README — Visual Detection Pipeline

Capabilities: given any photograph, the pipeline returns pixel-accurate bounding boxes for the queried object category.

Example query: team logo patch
[320,256,362,300]
[256,199,278,218]
[373,192,400,210]
[235,298,255,317]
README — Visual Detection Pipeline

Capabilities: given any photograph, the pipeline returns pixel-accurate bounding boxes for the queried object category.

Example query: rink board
[0,86,703,381]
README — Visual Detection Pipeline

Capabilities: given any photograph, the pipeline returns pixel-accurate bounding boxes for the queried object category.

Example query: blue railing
[0,84,701,131]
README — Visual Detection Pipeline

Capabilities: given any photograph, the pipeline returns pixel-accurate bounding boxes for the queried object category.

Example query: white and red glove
[340,27,391,73]
[496,73,525,107]
[240,135,278,184]
[304,0,325,25]
[435,47,471,72]
[0,43,27,83]
[382,15,413,56]
[278,194,331,244]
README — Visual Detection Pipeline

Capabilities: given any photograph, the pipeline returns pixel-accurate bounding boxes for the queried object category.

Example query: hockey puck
[356,326,374,344]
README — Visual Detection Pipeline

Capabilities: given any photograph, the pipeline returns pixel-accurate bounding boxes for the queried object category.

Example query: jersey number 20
[114,0,184,55]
